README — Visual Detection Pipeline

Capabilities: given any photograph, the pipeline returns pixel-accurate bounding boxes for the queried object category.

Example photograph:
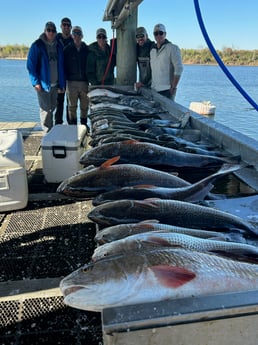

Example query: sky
[0,0,258,50]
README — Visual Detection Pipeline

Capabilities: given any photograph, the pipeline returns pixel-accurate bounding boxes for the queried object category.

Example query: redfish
[88,199,258,236]
[79,139,231,168]
[60,247,258,312]
[57,156,190,198]
[92,163,242,205]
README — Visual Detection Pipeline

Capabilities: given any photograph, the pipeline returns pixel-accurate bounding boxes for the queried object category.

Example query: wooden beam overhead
[103,0,143,28]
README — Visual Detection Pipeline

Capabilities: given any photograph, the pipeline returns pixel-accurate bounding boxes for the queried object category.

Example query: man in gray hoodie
[27,21,65,132]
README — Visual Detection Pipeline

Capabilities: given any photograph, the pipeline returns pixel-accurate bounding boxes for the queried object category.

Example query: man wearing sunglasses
[135,27,154,90]
[63,26,89,131]
[87,28,116,85]
[27,21,65,133]
[55,17,73,125]
[150,23,183,100]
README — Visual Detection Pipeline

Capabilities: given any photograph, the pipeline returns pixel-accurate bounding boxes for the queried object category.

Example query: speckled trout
[92,231,258,262]
[60,247,258,312]
[94,221,241,244]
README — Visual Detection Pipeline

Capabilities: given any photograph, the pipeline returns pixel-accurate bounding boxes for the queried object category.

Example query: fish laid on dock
[56,156,191,198]
[92,231,258,262]
[60,247,258,312]
[88,199,258,236]
[92,163,242,205]
[79,139,231,168]
[94,221,244,244]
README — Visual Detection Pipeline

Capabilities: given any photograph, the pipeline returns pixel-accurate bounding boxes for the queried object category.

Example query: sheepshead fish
[92,231,258,262]
[88,199,258,236]
[60,247,258,312]
[57,156,190,198]
[79,139,230,168]
[94,221,244,245]
[92,163,242,205]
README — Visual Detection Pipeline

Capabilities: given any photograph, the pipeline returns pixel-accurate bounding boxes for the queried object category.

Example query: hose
[193,0,258,111]
[101,28,116,85]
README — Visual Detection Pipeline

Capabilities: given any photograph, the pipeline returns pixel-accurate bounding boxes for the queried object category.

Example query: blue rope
[193,0,258,111]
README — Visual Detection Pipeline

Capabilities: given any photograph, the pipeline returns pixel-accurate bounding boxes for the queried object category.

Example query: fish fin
[134,200,160,209]
[151,265,196,288]
[132,184,157,189]
[122,139,139,144]
[139,219,160,223]
[147,237,183,248]
[134,221,160,231]
[100,156,120,168]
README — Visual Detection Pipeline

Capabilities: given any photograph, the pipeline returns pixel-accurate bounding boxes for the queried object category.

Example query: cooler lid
[0,130,25,167]
[41,125,87,148]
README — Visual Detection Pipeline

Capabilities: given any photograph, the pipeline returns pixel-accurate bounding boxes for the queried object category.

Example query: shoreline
[1,58,258,67]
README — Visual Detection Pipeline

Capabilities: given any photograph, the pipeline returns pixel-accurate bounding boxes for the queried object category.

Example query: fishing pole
[193,0,258,111]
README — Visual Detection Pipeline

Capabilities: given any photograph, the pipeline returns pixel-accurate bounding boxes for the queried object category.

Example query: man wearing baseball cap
[63,26,89,130]
[27,21,65,132]
[55,17,73,125]
[150,23,183,100]
[135,26,154,89]
[87,28,116,85]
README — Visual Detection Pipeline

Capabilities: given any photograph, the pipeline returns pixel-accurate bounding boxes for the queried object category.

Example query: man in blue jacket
[27,21,65,133]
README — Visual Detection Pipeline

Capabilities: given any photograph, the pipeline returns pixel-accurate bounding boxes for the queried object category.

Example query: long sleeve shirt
[150,39,183,92]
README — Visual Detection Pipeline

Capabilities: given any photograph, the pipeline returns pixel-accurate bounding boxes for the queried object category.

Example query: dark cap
[96,28,107,37]
[136,27,147,36]
[61,17,71,25]
[45,21,56,31]
[72,26,83,37]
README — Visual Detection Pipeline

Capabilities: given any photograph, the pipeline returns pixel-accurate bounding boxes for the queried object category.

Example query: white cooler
[0,130,28,212]
[41,125,88,183]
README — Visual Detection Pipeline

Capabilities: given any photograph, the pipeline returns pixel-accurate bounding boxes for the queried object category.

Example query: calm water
[1,59,258,140]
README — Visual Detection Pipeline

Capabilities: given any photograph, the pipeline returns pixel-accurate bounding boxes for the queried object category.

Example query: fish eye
[82,264,93,273]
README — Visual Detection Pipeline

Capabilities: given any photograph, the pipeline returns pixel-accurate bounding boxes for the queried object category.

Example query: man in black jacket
[135,27,154,90]
[63,26,89,130]
[55,17,73,125]
[87,28,116,86]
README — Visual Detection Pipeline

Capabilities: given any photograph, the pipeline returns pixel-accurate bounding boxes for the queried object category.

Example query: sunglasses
[97,34,106,39]
[136,34,145,39]
[46,28,56,33]
[72,31,82,36]
[154,31,164,36]
[62,23,71,27]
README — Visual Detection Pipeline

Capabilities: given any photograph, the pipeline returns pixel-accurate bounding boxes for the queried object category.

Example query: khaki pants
[66,80,89,124]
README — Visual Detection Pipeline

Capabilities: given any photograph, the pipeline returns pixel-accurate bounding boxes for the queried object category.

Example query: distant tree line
[0,45,28,59]
[1,44,258,65]
[181,47,258,65]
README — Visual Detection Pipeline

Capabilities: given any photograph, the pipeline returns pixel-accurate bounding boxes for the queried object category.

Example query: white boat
[189,101,216,115]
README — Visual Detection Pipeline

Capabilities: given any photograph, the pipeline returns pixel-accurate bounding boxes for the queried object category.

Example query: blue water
[1,59,258,140]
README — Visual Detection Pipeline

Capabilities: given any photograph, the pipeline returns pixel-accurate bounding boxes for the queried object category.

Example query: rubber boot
[80,118,90,133]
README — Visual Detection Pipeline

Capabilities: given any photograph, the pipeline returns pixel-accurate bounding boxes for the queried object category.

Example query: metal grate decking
[0,296,102,345]
[0,125,102,345]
